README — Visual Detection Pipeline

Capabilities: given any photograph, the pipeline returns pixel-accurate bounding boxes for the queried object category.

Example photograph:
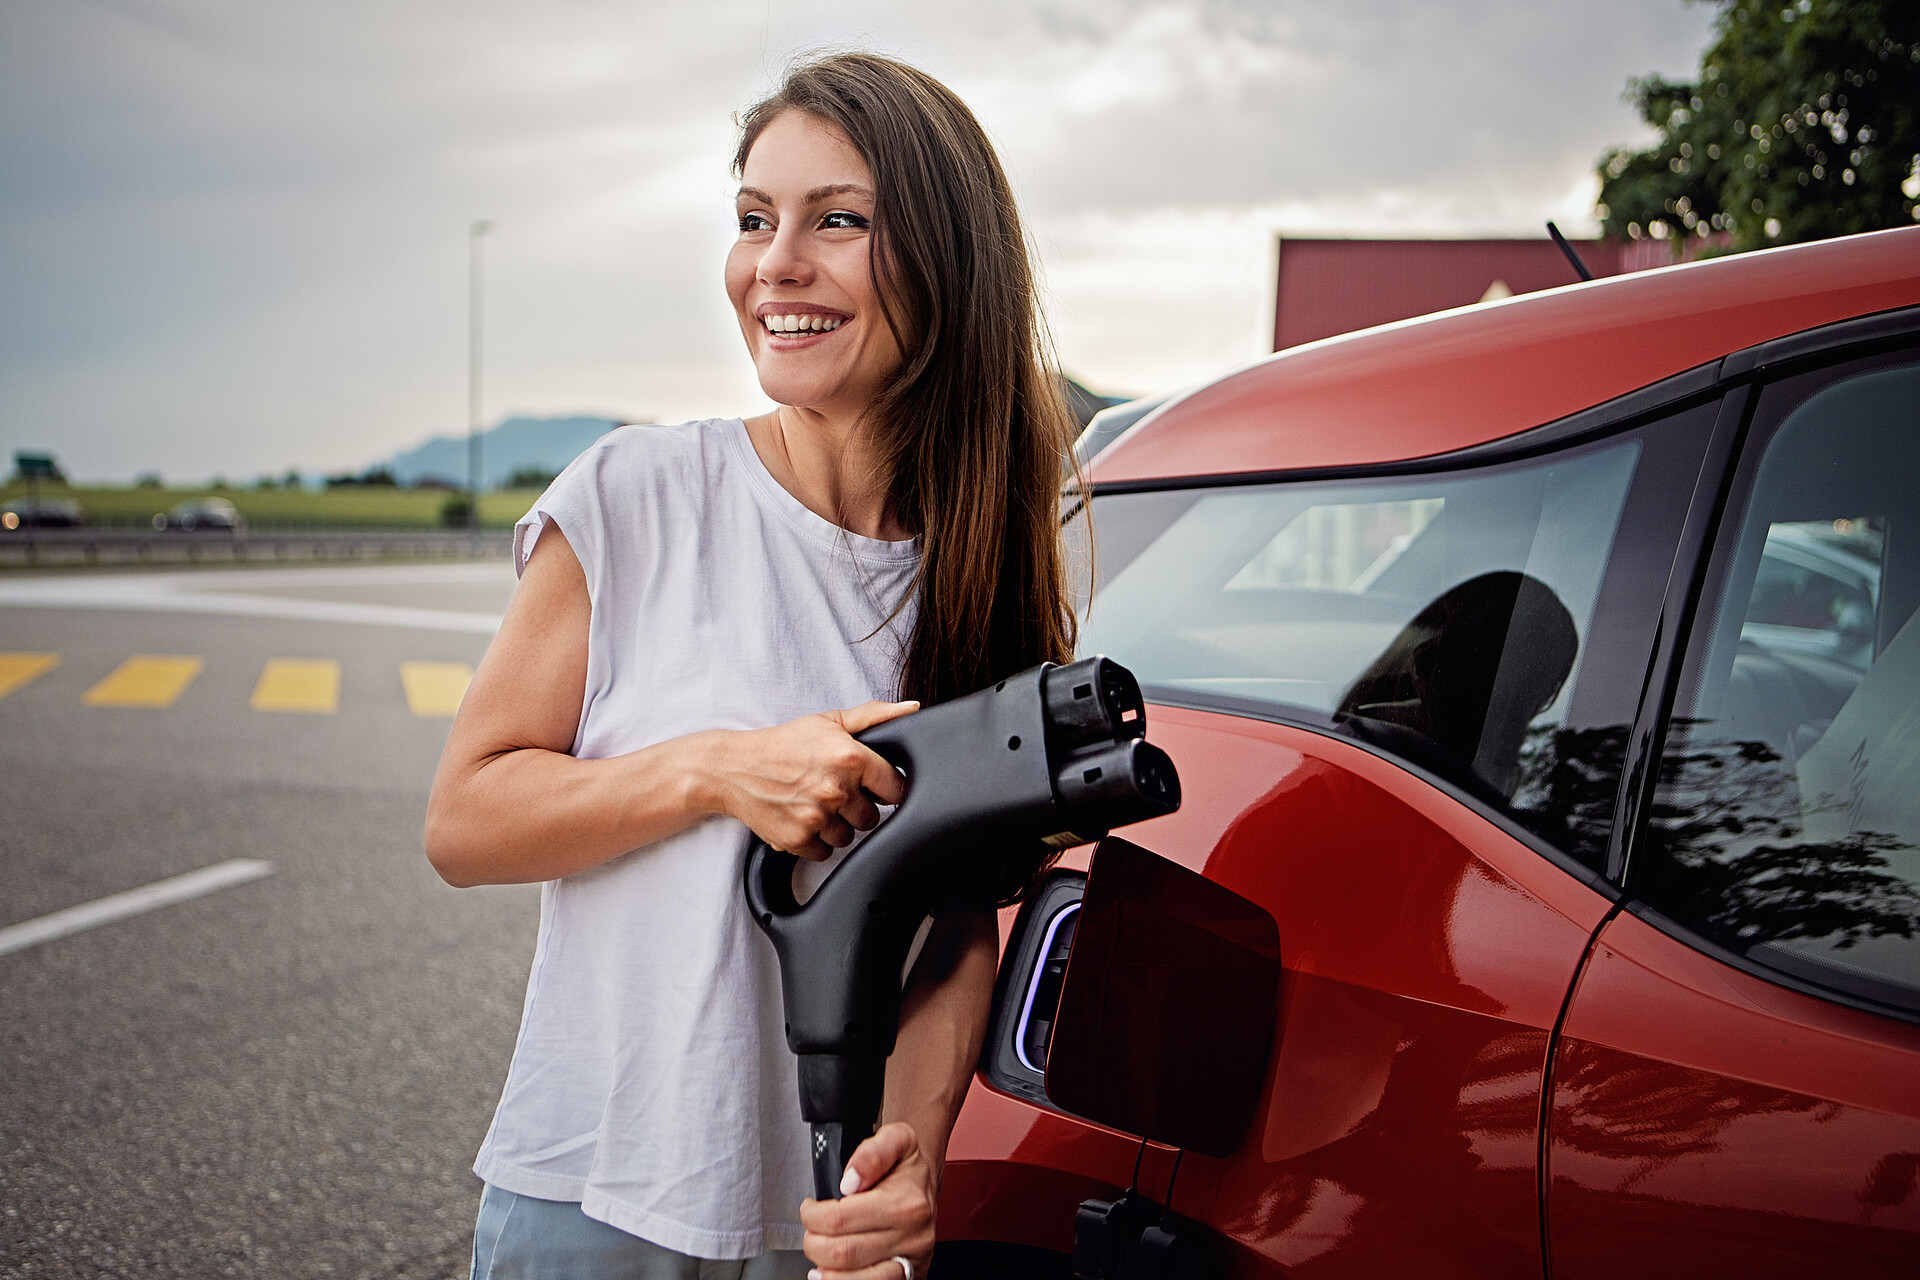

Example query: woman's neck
[744,406,912,542]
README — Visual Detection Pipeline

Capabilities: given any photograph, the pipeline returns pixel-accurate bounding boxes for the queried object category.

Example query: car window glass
[1638,362,1920,1014]
[1081,439,1641,864]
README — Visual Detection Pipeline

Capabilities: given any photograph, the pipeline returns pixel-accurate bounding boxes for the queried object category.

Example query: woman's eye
[820,210,869,230]
[737,212,772,233]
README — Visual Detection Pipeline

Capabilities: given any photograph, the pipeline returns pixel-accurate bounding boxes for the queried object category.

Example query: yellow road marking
[0,652,58,699]
[83,656,204,708]
[251,659,340,713]
[400,661,472,717]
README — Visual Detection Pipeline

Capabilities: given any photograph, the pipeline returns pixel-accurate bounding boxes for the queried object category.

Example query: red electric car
[935,226,1920,1278]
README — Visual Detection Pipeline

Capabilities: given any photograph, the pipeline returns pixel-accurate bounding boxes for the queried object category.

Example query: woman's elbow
[424,790,485,888]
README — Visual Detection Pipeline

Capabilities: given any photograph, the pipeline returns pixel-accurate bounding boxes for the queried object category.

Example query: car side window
[1637,356,1920,1015]
[1079,401,1715,872]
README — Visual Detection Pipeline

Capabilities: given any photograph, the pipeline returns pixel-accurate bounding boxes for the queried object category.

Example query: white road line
[0,576,502,633]
[0,859,277,958]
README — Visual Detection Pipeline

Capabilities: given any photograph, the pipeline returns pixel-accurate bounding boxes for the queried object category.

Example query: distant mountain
[1060,375,1128,428]
[384,415,634,489]
[381,388,1123,491]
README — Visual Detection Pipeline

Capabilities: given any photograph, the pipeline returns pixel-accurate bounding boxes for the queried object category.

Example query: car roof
[1088,225,1920,484]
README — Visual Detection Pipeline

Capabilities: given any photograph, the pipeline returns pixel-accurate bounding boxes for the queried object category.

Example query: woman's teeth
[762,314,844,334]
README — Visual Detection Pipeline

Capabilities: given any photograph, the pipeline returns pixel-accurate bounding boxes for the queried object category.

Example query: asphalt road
[0,563,538,1279]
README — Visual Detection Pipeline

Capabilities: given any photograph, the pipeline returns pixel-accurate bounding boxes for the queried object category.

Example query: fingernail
[808,1270,821,1280]
[840,1165,863,1196]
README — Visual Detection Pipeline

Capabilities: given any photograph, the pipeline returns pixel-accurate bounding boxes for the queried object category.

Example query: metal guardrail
[0,528,514,569]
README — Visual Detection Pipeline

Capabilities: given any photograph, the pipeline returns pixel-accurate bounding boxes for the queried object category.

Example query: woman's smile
[754,301,852,349]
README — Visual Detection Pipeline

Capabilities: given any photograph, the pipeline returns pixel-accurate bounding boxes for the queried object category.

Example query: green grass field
[0,483,543,530]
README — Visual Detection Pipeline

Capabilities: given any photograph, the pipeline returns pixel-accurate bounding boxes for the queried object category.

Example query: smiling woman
[423,51,1079,1280]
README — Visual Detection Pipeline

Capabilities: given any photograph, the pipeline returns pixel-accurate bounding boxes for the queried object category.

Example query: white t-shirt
[474,418,920,1258]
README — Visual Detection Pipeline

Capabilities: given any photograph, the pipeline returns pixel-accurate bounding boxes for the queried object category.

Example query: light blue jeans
[471,1184,812,1280]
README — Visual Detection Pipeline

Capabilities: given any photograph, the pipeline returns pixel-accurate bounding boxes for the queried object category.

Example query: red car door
[1546,343,1920,1275]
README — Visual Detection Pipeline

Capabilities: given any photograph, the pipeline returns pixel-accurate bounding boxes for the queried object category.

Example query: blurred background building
[1270,235,1711,351]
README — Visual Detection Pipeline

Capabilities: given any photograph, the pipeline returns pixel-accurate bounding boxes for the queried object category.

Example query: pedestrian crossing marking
[0,652,58,699]
[5,653,485,713]
[83,656,205,708]
[251,659,341,714]
[400,661,473,717]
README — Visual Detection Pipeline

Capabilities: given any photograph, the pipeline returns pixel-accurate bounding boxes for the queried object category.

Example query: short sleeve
[512,444,607,583]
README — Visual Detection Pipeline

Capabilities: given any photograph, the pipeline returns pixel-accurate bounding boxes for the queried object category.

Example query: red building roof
[1272,236,1626,352]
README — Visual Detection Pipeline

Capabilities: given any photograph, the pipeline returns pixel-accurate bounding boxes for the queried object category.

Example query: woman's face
[727,110,903,419]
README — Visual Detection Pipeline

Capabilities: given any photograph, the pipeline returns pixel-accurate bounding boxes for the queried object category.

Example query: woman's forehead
[738,110,872,197]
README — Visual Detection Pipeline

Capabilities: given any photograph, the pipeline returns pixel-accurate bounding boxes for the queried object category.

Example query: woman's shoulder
[550,419,744,498]
[572,418,743,471]
[515,420,747,575]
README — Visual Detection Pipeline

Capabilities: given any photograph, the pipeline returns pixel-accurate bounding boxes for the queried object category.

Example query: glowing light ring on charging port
[1014,901,1080,1075]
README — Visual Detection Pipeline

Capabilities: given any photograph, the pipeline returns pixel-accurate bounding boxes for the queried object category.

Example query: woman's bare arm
[882,910,1000,1178]
[800,908,1000,1278]
[424,525,912,887]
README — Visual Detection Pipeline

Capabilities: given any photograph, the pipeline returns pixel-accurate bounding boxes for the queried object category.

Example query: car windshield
[1077,438,1641,841]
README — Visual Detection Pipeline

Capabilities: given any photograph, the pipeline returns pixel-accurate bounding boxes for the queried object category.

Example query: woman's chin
[755,372,856,414]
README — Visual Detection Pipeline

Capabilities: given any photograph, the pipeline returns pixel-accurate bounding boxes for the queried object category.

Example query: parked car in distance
[152,497,244,533]
[0,496,85,529]
[936,226,1920,1279]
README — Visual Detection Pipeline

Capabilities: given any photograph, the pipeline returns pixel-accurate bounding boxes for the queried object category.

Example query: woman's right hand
[696,700,918,861]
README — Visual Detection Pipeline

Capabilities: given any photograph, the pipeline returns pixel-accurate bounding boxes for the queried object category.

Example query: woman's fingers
[801,1231,913,1279]
[800,1124,934,1280]
[833,700,919,735]
[855,746,907,807]
[802,1191,916,1235]
[840,791,882,833]
[725,702,916,854]
[832,1257,916,1280]
[786,834,837,862]
[841,1122,915,1194]
[830,702,915,808]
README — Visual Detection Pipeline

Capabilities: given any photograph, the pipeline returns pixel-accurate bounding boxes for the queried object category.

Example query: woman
[426,52,1080,1280]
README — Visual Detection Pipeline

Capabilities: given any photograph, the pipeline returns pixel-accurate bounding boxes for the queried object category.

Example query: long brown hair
[735,52,1081,709]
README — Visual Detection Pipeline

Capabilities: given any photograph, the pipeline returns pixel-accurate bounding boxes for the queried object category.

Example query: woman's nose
[756,225,814,287]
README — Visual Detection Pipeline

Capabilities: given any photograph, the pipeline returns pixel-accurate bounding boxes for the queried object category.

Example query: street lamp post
[467,220,493,547]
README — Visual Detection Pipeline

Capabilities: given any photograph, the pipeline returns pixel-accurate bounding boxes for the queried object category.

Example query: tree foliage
[1597,0,1920,252]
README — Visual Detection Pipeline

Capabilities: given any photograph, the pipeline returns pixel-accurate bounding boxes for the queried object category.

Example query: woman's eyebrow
[805,183,871,203]
[734,183,873,205]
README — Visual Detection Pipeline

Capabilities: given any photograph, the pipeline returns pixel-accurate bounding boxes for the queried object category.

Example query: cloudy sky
[1,0,1719,483]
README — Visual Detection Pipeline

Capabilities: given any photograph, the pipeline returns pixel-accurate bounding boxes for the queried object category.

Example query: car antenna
[1546,221,1594,283]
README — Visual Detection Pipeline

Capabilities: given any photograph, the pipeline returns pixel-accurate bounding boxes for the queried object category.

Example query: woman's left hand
[799,1122,936,1280]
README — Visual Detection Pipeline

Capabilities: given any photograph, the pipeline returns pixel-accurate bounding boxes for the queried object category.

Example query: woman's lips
[754,303,851,344]
[763,326,842,351]
[757,310,851,350]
